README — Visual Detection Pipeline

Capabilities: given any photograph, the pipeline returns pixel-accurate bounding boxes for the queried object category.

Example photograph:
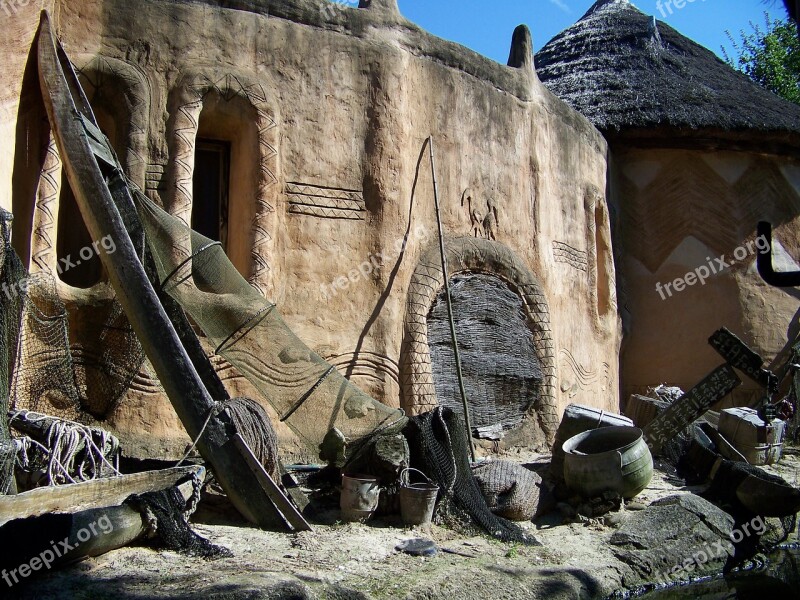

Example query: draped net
[133,192,405,457]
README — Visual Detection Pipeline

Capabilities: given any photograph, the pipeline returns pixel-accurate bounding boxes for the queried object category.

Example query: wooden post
[428,136,476,462]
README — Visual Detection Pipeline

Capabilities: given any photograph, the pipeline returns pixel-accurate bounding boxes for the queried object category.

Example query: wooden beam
[0,465,203,527]
[36,11,284,529]
[233,433,312,532]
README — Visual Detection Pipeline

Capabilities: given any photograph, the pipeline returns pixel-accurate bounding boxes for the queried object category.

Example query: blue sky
[396,0,791,63]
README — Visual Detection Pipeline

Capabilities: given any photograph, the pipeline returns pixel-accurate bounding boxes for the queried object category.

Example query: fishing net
[0,209,23,494]
[405,407,539,544]
[71,297,147,419]
[132,192,406,458]
[10,271,81,420]
[5,250,144,424]
[125,472,231,559]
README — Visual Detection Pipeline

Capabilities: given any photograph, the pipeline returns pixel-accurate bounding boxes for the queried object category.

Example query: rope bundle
[8,410,121,486]
[176,397,279,482]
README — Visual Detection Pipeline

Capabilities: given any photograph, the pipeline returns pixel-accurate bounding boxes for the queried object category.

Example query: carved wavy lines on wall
[205,354,255,389]
[559,348,610,389]
[286,183,366,220]
[552,241,588,272]
[325,351,400,386]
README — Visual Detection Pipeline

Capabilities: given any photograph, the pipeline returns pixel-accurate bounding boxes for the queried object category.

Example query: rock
[396,538,438,557]
[610,494,734,586]
[649,494,734,539]
[603,511,630,528]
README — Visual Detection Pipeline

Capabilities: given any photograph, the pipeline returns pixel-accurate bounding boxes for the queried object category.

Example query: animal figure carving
[461,188,499,240]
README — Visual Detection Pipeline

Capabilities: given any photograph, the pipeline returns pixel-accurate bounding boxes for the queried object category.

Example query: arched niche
[401,237,557,445]
[166,71,279,296]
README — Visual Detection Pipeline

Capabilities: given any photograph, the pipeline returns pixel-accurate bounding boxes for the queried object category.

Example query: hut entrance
[427,273,543,436]
[192,139,230,245]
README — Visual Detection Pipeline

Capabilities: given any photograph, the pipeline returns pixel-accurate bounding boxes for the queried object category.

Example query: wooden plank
[709,328,777,391]
[0,465,204,526]
[233,434,312,532]
[36,12,285,529]
[0,476,200,573]
[643,364,741,453]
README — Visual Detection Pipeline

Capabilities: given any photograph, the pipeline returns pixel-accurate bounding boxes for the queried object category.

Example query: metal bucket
[340,473,380,523]
[562,426,653,499]
[399,468,438,526]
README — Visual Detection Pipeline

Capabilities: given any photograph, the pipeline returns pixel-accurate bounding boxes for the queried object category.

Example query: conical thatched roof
[535,0,800,139]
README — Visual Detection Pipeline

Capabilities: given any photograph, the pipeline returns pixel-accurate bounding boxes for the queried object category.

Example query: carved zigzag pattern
[77,55,149,185]
[624,158,737,272]
[172,73,279,296]
[173,98,202,224]
[31,139,61,274]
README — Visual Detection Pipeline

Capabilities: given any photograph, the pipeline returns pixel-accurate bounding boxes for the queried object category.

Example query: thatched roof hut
[535,0,800,150]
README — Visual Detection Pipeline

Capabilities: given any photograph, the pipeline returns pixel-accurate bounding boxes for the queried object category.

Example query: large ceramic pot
[550,404,634,482]
[562,426,652,499]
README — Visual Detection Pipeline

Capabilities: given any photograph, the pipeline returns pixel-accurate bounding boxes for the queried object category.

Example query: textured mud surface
[9,452,799,600]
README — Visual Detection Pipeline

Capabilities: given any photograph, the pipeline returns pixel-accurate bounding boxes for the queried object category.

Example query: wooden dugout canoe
[0,465,204,574]
[35,10,288,529]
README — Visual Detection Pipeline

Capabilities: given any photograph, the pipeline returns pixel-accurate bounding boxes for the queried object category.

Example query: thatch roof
[534,0,800,139]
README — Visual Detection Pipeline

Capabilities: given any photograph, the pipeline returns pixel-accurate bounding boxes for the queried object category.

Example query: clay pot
[562,426,652,499]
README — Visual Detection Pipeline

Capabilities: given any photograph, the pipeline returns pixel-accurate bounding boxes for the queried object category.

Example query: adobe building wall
[611,145,800,406]
[2,0,620,460]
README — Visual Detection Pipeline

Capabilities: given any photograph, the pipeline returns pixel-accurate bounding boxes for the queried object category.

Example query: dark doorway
[56,181,102,288]
[192,140,230,246]
[427,273,543,435]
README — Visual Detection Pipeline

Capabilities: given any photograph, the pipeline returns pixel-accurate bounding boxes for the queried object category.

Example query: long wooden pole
[428,136,476,462]
[37,12,283,528]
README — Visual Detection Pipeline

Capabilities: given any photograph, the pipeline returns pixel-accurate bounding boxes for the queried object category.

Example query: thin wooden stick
[428,136,476,462]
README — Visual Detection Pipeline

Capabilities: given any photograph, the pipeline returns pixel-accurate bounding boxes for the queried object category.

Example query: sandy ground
[5,450,800,600]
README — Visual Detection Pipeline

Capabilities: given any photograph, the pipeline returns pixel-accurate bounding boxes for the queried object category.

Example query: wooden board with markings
[644,364,741,453]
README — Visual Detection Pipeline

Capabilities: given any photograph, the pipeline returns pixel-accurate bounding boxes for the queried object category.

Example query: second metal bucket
[399,468,438,526]
[340,473,380,523]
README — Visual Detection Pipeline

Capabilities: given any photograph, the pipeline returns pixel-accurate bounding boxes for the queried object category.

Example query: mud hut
[2,0,621,460]
[536,0,800,407]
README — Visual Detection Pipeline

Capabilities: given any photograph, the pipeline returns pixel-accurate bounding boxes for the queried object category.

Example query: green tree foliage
[723,13,800,105]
